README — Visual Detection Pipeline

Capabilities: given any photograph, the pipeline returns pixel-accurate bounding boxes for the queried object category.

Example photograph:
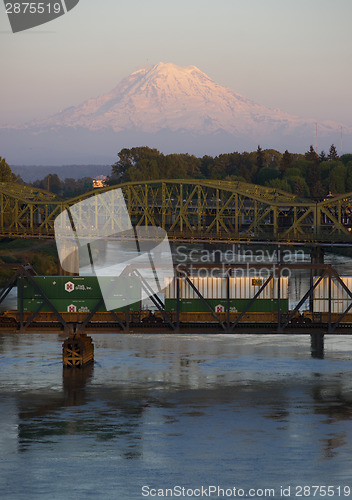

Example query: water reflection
[312,384,352,421]
[1,332,352,498]
[63,364,94,406]
[17,364,146,459]
[311,385,352,459]
[12,363,352,464]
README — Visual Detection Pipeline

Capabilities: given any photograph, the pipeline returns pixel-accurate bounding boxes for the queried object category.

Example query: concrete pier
[310,333,325,359]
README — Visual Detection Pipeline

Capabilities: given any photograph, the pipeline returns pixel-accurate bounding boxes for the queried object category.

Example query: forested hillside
[111,145,352,199]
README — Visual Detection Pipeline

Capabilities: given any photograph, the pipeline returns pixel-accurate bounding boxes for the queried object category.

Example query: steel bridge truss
[1,180,352,243]
[174,263,352,335]
[1,264,352,338]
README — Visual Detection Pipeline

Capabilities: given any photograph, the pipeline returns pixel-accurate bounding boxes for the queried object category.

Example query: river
[1,332,352,499]
[1,251,352,499]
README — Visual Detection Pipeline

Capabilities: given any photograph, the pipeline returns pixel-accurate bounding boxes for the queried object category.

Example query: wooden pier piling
[62,332,94,367]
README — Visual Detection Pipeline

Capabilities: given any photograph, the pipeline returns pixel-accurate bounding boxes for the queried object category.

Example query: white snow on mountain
[26,62,340,137]
[2,62,350,164]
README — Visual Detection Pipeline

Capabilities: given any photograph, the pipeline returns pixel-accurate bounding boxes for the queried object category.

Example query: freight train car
[13,275,289,325]
[313,277,352,313]
[164,276,289,323]
[18,276,141,313]
[12,274,352,327]
[309,276,352,323]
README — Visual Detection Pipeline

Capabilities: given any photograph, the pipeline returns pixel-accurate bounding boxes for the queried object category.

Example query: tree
[287,176,310,197]
[265,178,292,192]
[266,150,281,169]
[112,147,162,181]
[256,145,265,169]
[238,152,256,182]
[75,177,93,194]
[171,154,201,178]
[290,157,309,176]
[328,144,339,161]
[346,163,352,192]
[0,157,17,182]
[224,174,246,183]
[0,157,22,228]
[200,155,215,178]
[319,150,327,162]
[62,178,77,197]
[305,146,323,198]
[340,154,352,165]
[279,150,293,172]
[283,167,302,179]
[307,163,324,198]
[305,145,319,163]
[319,160,336,193]
[209,154,227,178]
[43,173,62,194]
[329,164,347,193]
[256,167,279,186]
[30,253,57,275]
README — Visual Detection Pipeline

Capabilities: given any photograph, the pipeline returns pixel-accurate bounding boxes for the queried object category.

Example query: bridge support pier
[310,246,325,311]
[310,333,324,359]
[311,247,325,268]
[309,249,325,359]
[63,327,94,367]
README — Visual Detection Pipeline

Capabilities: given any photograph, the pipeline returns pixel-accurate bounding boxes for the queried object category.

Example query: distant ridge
[11,164,111,182]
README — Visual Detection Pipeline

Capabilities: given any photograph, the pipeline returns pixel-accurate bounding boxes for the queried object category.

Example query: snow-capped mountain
[27,62,330,135]
[1,62,350,164]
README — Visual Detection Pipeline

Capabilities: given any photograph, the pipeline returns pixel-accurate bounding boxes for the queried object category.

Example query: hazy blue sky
[1,0,352,127]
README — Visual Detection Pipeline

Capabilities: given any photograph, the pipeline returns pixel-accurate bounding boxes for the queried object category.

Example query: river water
[1,332,352,500]
[1,251,352,499]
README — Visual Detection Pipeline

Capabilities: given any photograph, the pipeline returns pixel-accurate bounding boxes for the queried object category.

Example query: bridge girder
[0,180,352,243]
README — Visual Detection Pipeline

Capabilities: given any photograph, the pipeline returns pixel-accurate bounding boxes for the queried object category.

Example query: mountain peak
[23,62,349,143]
[132,62,208,78]
[3,61,351,164]
[113,61,219,104]
[28,61,253,133]
[147,62,208,78]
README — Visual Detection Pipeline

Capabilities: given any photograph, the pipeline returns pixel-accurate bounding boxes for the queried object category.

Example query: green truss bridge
[1,179,352,244]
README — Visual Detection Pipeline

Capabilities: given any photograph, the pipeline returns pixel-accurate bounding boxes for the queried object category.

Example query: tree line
[111,145,352,199]
[2,145,352,200]
[0,159,94,198]
[30,174,94,197]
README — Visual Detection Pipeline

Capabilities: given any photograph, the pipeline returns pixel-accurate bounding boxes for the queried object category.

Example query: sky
[0,0,352,128]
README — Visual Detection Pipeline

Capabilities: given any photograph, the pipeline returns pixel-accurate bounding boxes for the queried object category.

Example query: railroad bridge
[1,179,352,244]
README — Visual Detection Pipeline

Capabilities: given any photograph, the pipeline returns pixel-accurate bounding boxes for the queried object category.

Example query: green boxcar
[23,276,101,299]
[22,297,140,313]
[22,276,103,299]
[19,276,141,312]
[164,298,289,313]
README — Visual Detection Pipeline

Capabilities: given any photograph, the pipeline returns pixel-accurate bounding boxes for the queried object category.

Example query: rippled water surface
[1,332,352,499]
